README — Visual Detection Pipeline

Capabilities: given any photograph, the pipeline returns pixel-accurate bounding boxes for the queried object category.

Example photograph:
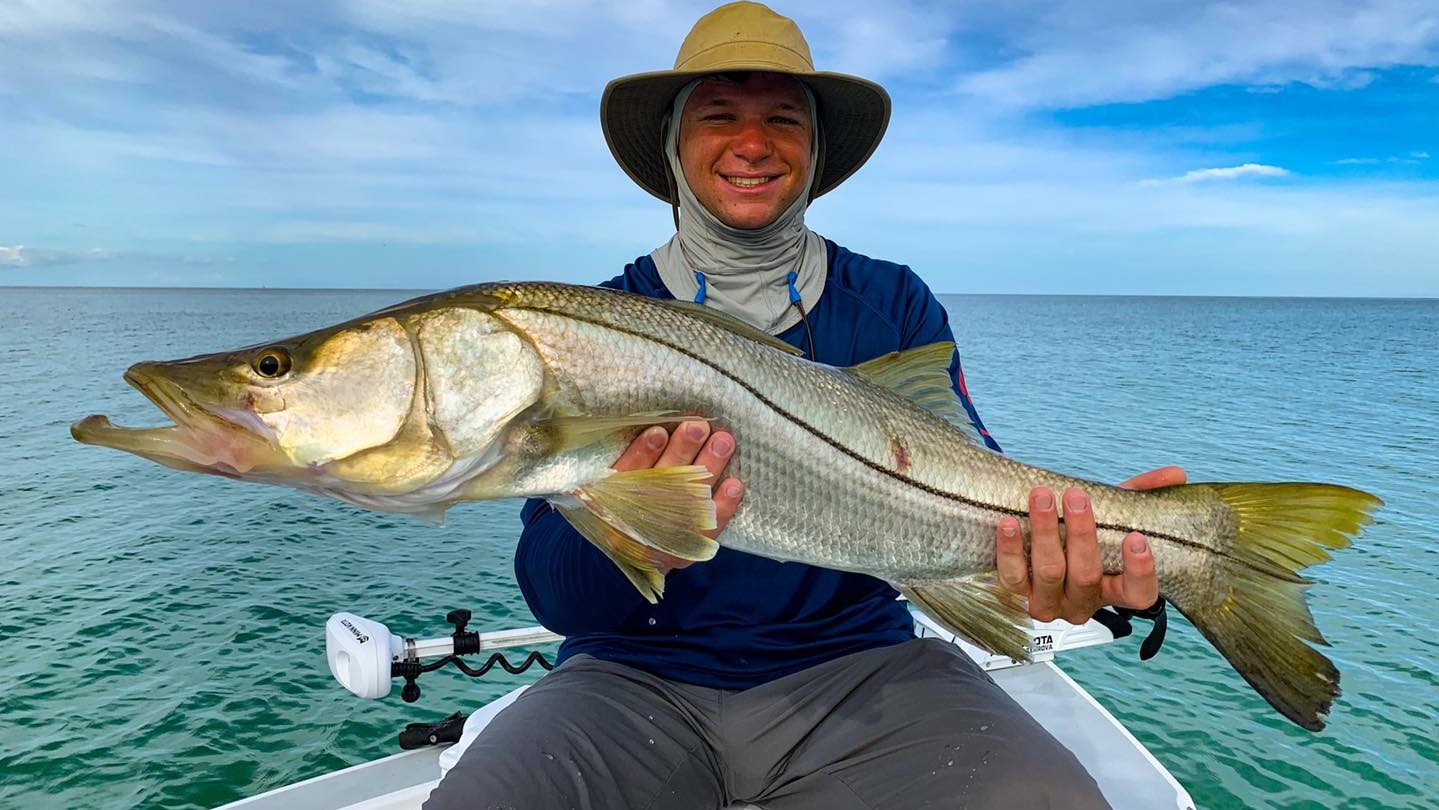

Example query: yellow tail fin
[1171,482,1381,731]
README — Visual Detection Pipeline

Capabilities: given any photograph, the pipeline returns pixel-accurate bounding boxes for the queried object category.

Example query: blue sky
[2,0,1437,295]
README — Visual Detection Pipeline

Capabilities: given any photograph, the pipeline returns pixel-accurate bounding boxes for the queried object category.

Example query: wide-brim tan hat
[601,1,891,203]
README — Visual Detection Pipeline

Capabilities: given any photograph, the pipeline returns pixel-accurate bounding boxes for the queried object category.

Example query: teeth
[725,176,770,187]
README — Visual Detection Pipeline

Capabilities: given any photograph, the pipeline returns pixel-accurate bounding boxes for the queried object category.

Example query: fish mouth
[72,364,277,477]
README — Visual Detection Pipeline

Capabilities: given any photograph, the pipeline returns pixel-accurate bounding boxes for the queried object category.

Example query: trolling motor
[325,610,559,749]
[325,610,556,702]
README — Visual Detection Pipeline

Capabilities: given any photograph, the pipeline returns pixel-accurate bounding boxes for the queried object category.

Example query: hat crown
[673,2,815,74]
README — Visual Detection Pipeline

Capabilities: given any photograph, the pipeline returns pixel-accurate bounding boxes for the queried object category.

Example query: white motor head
[326,612,403,699]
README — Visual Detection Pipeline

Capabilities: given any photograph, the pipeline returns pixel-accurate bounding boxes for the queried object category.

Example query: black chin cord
[794,300,816,360]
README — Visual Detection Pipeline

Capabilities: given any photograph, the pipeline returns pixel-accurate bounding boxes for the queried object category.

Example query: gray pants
[424,638,1111,810]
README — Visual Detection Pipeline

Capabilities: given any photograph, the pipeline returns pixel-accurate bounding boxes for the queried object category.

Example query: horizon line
[1,284,1435,302]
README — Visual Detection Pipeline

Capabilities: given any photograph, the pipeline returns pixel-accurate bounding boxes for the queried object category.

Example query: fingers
[1009,478,1166,620]
[692,428,734,481]
[1015,487,1104,623]
[690,427,743,534]
[994,517,1029,596]
[1025,487,1065,622]
[1117,465,1187,491]
[612,425,669,472]
[1105,468,1171,608]
[713,477,744,534]
[1060,488,1103,624]
[1101,532,1159,609]
[655,421,712,469]
[613,421,730,473]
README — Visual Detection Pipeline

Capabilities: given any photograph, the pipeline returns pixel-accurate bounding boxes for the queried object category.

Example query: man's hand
[611,420,743,572]
[995,466,1187,623]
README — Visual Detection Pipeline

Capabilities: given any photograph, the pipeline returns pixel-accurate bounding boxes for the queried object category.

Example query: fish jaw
[71,361,291,481]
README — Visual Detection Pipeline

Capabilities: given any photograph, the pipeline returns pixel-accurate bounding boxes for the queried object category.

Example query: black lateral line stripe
[512,303,1204,553]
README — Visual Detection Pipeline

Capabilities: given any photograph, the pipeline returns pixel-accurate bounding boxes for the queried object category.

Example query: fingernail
[1034,490,1053,510]
[722,480,743,498]
[686,423,706,441]
[1000,522,1018,538]
[711,435,733,457]
[1128,534,1148,554]
[1065,490,1088,513]
[645,427,667,449]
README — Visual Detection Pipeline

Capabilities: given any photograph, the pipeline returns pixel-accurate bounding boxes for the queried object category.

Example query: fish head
[72,316,427,485]
[74,304,551,507]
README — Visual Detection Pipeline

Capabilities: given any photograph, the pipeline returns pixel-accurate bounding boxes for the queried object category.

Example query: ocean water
[1,287,1435,810]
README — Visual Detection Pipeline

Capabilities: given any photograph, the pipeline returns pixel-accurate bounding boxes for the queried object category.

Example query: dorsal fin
[655,299,802,355]
[848,342,978,439]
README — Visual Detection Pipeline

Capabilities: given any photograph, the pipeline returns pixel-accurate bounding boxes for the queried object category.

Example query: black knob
[401,680,421,703]
[446,609,472,632]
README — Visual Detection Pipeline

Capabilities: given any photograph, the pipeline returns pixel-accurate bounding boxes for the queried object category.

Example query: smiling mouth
[723,175,778,188]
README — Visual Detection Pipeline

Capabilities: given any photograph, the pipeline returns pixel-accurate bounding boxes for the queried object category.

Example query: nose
[729,116,772,162]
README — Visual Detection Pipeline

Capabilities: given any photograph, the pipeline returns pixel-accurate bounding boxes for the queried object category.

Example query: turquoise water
[1,287,1436,809]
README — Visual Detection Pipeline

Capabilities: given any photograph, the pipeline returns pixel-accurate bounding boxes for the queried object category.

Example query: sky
[2,0,1437,296]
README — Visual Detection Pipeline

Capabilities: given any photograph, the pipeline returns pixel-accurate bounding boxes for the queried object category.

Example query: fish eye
[251,347,292,379]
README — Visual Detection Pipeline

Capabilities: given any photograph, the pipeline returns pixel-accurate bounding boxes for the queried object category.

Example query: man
[427,3,1182,808]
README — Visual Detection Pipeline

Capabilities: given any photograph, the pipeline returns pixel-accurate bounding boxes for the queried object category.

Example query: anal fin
[899,575,1033,662]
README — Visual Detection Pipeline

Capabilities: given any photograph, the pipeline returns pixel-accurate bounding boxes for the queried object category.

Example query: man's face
[678,72,813,230]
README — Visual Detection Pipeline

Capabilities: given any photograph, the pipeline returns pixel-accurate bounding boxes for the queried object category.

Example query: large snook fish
[73,282,1380,731]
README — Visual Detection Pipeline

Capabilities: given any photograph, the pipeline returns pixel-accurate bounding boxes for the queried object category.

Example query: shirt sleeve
[511,268,652,635]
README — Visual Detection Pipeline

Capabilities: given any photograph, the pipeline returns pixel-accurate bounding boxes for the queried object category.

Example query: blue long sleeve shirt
[514,240,999,689]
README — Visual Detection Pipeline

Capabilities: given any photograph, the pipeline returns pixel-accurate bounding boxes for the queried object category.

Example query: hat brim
[601,68,891,203]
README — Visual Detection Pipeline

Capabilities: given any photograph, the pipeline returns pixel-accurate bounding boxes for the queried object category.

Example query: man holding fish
[70,0,1381,803]
[428,3,1177,808]
[72,2,1376,804]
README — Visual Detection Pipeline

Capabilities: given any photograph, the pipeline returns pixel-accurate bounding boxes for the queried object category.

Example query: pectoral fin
[535,411,711,454]
[899,575,1033,662]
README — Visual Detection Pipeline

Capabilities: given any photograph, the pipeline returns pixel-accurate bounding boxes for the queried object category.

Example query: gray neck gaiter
[650,80,827,337]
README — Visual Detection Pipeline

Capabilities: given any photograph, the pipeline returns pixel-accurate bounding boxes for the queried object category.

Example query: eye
[251,347,292,379]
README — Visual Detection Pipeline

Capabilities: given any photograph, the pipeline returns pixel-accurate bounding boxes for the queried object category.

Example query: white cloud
[954,0,1439,108]
[0,0,129,37]
[0,245,117,267]
[1181,164,1291,183]
[1333,154,1428,166]
[1139,163,1291,185]
[0,244,227,268]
